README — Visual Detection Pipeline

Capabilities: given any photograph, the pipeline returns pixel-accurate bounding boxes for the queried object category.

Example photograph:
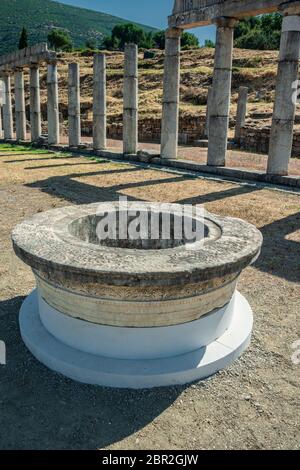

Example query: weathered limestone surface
[93,54,106,150]
[0,43,55,71]
[123,44,138,155]
[14,69,26,141]
[47,62,60,145]
[204,86,212,138]
[12,202,262,327]
[170,0,283,28]
[161,28,181,160]
[30,65,41,142]
[268,3,300,175]
[2,75,13,140]
[207,17,237,166]
[14,201,261,387]
[235,86,248,142]
[68,63,81,148]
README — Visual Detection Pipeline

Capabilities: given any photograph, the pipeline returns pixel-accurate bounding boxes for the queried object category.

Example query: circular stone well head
[12,201,263,328]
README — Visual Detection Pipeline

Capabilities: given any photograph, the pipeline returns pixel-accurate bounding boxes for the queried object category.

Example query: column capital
[212,17,238,29]
[165,27,182,39]
[280,1,300,15]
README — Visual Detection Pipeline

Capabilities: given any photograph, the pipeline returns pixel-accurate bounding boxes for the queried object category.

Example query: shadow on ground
[0,297,184,450]
[256,211,300,283]
[25,168,300,283]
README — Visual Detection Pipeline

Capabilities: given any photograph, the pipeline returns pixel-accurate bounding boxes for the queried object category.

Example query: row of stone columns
[0,45,136,154]
[161,2,300,176]
[0,67,41,142]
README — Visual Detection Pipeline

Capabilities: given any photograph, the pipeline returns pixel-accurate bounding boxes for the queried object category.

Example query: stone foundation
[82,115,206,145]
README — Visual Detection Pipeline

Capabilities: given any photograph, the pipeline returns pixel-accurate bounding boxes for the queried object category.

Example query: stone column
[2,75,13,140]
[47,62,60,145]
[123,43,138,155]
[204,86,212,138]
[207,17,237,166]
[68,63,81,148]
[234,86,248,143]
[29,65,41,142]
[267,2,300,176]
[161,28,181,160]
[93,53,106,150]
[14,68,26,141]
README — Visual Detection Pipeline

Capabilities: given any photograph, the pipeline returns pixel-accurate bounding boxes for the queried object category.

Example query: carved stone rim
[12,202,263,286]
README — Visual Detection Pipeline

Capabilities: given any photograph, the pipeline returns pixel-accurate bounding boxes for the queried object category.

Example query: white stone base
[19,290,253,389]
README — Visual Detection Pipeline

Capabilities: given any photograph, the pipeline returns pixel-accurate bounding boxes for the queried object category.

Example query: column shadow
[0,296,187,450]
[255,212,300,282]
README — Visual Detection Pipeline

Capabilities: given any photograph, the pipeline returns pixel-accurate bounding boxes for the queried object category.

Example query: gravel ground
[0,144,299,450]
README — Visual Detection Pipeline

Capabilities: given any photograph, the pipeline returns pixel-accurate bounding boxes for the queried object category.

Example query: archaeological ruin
[0,0,299,186]
[12,202,262,388]
[2,0,299,389]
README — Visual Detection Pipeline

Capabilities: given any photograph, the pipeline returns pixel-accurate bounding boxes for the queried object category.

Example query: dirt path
[0,144,299,450]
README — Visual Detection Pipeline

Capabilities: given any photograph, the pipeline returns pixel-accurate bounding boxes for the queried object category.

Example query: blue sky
[58,0,216,44]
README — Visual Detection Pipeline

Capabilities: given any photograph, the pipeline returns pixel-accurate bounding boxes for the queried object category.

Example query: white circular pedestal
[19,290,253,389]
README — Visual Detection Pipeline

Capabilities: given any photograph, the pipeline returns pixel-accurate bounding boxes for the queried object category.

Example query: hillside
[0,0,155,56]
[14,46,295,136]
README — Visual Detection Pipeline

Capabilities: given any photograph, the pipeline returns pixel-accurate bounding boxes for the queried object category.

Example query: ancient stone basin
[12,201,262,388]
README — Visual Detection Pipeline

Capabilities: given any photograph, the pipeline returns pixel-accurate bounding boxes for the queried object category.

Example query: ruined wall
[240,125,300,158]
[82,115,206,144]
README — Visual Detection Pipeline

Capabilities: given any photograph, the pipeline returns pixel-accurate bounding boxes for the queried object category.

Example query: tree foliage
[103,23,150,50]
[47,29,73,51]
[204,39,215,48]
[18,27,28,50]
[181,32,199,50]
[85,38,98,50]
[234,14,282,50]
[102,24,199,51]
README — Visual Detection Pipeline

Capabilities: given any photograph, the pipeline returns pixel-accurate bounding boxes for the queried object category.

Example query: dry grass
[0,144,299,449]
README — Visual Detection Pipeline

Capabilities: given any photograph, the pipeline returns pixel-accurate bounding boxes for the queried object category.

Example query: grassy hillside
[0,0,155,56]
[19,47,281,128]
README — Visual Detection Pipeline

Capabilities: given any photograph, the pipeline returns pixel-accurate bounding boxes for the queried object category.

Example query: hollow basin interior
[68,210,210,250]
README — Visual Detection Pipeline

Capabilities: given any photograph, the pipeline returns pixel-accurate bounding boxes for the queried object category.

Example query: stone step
[194,139,238,150]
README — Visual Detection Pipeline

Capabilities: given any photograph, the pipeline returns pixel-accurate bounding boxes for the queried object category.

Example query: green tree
[181,32,199,49]
[111,23,146,49]
[153,30,166,49]
[18,27,28,50]
[102,24,155,50]
[102,35,120,50]
[85,38,97,50]
[153,30,199,50]
[234,13,282,50]
[140,32,154,50]
[48,29,73,51]
[204,39,215,48]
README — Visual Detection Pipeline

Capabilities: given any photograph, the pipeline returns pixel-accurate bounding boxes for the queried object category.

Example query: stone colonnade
[162,1,300,176]
[0,44,139,154]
